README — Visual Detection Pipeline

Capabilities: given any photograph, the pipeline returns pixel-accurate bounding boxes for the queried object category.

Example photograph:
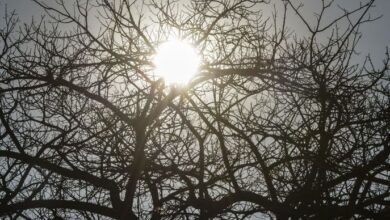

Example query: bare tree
[1,0,389,219]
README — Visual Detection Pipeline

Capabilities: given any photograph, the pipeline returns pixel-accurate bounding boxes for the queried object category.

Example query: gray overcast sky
[1,0,390,65]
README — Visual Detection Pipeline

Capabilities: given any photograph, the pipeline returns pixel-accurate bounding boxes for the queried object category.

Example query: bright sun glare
[153,39,200,85]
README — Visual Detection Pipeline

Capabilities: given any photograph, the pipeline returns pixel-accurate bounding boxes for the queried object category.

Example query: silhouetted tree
[1,0,389,219]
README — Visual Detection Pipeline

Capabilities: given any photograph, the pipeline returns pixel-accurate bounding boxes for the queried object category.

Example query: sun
[153,39,200,85]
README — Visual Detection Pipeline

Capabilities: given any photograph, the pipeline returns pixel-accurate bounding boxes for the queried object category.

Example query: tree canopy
[0,0,389,219]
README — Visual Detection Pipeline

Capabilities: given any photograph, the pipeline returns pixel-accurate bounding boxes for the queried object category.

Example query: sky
[283,0,390,65]
[1,0,389,64]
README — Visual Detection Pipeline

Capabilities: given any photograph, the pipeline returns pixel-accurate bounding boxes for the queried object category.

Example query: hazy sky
[282,0,390,65]
[1,0,389,65]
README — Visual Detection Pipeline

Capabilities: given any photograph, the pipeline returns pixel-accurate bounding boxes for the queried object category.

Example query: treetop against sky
[0,0,389,219]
